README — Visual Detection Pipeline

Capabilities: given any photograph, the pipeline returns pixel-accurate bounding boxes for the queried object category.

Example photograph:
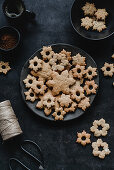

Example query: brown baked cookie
[40,46,54,60]
[72,65,85,79]
[52,107,66,121]
[81,17,93,30]
[60,49,71,61]
[58,94,72,107]
[95,9,108,20]
[0,61,11,74]
[44,107,52,116]
[92,139,111,159]
[36,90,55,116]
[46,70,75,96]
[76,130,91,146]
[78,97,90,111]
[85,66,97,80]
[31,62,53,82]
[70,85,85,102]
[31,80,47,95]
[72,53,86,66]
[82,2,97,16]
[64,102,77,113]
[93,21,106,32]
[36,90,55,109]
[23,74,36,88]
[24,88,37,102]
[49,53,69,71]
[29,56,43,72]
[84,80,98,95]
[90,118,110,137]
[101,62,114,77]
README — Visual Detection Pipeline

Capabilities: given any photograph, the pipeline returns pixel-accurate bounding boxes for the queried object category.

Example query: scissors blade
[39,165,44,170]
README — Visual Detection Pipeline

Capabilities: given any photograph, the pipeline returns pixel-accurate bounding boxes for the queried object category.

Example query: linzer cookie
[23,45,98,120]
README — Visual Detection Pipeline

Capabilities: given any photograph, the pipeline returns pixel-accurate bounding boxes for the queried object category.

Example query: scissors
[9,140,44,170]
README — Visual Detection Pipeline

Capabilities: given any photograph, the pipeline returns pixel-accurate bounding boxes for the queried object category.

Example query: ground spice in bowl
[0,26,20,52]
[0,33,17,50]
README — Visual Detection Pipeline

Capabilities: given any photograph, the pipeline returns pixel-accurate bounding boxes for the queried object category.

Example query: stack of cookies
[81,2,108,32]
[23,46,98,120]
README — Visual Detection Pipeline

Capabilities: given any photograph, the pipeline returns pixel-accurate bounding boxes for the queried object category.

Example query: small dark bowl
[71,0,114,40]
[0,26,20,53]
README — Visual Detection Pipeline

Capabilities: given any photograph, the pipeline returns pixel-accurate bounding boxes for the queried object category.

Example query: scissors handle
[9,158,30,170]
[21,140,44,168]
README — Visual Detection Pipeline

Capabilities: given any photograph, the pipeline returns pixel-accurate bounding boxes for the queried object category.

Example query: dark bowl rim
[2,0,25,19]
[70,0,114,41]
[0,26,20,52]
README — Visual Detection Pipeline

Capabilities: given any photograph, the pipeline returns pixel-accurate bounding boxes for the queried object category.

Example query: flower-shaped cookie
[24,88,37,102]
[40,46,54,60]
[52,107,66,121]
[36,91,55,109]
[90,118,110,137]
[92,139,111,159]
[60,49,71,61]
[58,94,72,107]
[23,74,36,88]
[64,102,77,113]
[43,93,55,109]
[49,53,69,71]
[36,91,55,116]
[85,66,97,80]
[78,97,90,111]
[76,130,91,146]
[72,65,85,79]
[29,56,43,72]
[72,53,86,66]
[31,80,47,95]
[70,85,85,102]
[84,80,98,95]
[101,62,114,77]
[0,61,11,74]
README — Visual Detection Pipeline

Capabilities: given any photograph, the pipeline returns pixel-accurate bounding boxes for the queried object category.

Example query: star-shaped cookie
[46,70,75,96]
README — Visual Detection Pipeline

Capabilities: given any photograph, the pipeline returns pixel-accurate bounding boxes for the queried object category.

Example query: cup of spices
[0,26,20,54]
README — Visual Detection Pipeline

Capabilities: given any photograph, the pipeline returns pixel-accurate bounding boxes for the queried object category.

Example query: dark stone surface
[0,0,113,170]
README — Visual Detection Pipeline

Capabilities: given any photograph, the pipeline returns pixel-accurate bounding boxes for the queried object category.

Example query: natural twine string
[0,100,23,141]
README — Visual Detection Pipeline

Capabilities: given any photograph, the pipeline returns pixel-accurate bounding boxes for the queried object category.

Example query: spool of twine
[0,100,23,141]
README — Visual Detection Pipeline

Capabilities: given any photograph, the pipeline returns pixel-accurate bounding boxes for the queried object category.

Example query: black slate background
[0,0,114,170]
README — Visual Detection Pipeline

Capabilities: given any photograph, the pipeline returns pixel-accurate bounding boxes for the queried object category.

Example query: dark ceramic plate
[71,0,114,40]
[20,44,99,121]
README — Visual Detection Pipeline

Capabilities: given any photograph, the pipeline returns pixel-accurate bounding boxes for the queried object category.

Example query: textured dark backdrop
[0,0,114,170]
